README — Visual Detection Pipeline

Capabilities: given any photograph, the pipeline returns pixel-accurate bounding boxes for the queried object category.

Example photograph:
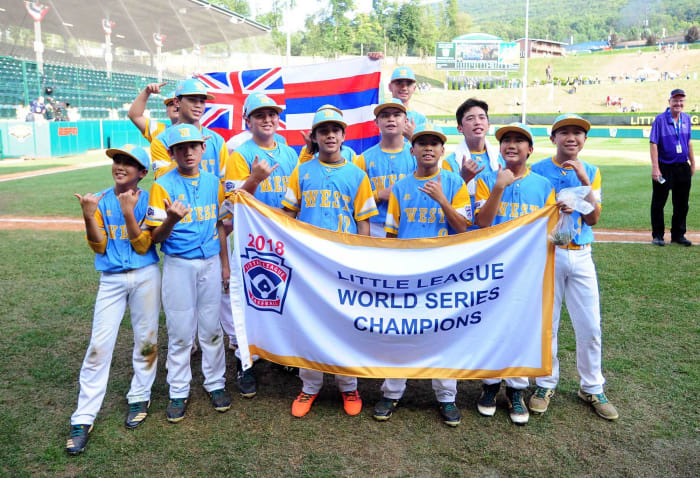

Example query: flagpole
[34,17,43,75]
[521,0,529,124]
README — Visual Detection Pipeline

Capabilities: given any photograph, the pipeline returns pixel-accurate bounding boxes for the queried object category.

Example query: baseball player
[473,123,556,425]
[223,93,299,397]
[375,124,470,427]
[145,124,232,423]
[150,78,229,180]
[66,145,160,455]
[353,98,416,237]
[282,107,378,418]
[127,81,179,151]
[298,105,357,164]
[529,114,618,421]
[388,66,426,140]
[441,98,504,225]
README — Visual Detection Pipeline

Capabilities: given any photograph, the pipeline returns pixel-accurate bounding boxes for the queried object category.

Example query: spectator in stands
[30,96,47,122]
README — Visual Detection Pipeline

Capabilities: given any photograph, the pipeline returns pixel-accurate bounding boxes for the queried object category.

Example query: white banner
[228,192,557,380]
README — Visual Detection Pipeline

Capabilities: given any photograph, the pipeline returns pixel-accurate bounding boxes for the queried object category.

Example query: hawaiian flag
[102,19,115,35]
[198,57,381,154]
[153,33,166,47]
[25,2,49,22]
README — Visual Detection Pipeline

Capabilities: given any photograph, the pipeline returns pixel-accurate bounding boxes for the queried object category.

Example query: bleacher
[0,53,178,121]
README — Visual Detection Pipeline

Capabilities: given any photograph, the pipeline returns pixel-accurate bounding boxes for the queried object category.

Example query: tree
[210,0,250,16]
[685,25,699,43]
[609,32,619,48]
[256,0,296,56]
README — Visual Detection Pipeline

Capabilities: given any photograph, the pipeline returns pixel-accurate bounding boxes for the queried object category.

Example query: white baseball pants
[482,377,530,389]
[535,246,606,394]
[299,369,357,395]
[381,378,458,402]
[71,263,161,426]
[163,254,226,398]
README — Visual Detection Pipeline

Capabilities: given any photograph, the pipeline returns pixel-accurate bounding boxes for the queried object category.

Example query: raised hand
[460,156,485,184]
[250,155,279,182]
[74,192,105,217]
[301,130,313,150]
[494,165,517,189]
[117,189,141,212]
[163,198,190,220]
[418,173,447,203]
[403,117,416,139]
[145,81,167,95]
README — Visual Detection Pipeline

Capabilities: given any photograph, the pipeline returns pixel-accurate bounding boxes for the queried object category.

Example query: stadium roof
[0,0,270,53]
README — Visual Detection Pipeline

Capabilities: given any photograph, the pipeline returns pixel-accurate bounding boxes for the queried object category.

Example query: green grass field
[0,139,698,476]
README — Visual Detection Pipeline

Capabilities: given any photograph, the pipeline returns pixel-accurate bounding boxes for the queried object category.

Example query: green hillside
[459,0,700,43]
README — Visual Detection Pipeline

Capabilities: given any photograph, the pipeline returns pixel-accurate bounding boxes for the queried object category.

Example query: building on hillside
[565,41,610,54]
[516,38,567,57]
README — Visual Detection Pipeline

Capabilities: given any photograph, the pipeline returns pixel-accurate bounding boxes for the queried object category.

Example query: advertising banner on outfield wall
[227,192,557,380]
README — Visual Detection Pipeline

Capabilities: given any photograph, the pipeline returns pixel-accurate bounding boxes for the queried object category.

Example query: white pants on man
[71,263,161,425]
[535,246,606,394]
[163,254,226,398]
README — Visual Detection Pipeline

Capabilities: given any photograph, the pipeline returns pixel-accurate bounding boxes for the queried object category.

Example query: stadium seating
[0,53,178,121]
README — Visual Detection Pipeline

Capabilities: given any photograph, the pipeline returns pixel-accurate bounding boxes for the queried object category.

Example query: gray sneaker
[373,398,399,421]
[578,389,618,420]
[438,402,461,427]
[209,389,232,412]
[529,386,555,414]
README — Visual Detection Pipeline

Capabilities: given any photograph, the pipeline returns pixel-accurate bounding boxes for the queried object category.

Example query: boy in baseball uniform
[388,66,426,140]
[282,107,378,418]
[145,124,232,423]
[375,123,471,426]
[473,123,556,425]
[223,93,299,397]
[67,145,160,455]
[354,98,416,237]
[529,114,618,421]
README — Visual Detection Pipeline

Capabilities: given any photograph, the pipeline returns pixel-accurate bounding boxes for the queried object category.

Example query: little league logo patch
[241,248,292,314]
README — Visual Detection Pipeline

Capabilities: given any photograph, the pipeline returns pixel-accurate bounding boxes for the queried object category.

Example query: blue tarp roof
[566,41,609,52]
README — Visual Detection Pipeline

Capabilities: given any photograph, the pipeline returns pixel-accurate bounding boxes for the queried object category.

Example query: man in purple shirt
[650,89,695,246]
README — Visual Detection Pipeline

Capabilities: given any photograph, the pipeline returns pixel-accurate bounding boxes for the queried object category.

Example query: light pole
[521,0,530,124]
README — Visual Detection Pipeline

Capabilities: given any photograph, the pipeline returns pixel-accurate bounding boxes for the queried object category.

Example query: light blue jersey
[153,125,228,178]
[225,138,299,208]
[531,157,601,245]
[283,158,378,234]
[145,168,227,259]
[354,142,416,224]
[93,187,159,273]
[474,169,556,226]
[385,170,471,238]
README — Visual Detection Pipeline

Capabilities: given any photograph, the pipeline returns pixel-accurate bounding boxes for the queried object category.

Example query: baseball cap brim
[178,92,215,100]
[551,117,590,134]
[313,118,348,130]
[411,130,446,144]
[164,97,175,106]
[495,125,533,144]
[373,102,407,116]
[246,104,284,116]
[106,148,149,171]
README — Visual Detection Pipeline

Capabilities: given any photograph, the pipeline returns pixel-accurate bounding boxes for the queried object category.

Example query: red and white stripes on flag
[25,1,49,22]
[198,57,381,154]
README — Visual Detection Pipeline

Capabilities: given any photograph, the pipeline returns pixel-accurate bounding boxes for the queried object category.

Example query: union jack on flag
[102,19,115,35]
[198,67,285,140]
[198,57,381,154]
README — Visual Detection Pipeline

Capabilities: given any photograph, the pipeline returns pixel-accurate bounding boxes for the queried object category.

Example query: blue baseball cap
[244,93,283,116]
[495,122,534,145]
[106,144,150,171]
[411,122,446,144]
[168,124,206,148]
[390,66,416,82]
[373,97,407,116]
[551,113,591,134]
[669,88,685,99]
[174,78,215,100]
[312,107,347,130]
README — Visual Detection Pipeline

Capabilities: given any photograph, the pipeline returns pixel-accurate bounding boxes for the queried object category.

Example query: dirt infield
[1,215,697,244]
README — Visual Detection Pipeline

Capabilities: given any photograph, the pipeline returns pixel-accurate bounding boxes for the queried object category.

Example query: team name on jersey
[498,202,541,218]
[179,203,218,224]
[370,174,407,191]
[301,189,352,211]
[403,207,447,224]
[259,175,290,193]
[107,224,129,240]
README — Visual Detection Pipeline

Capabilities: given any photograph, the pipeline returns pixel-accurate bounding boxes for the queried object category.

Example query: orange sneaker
[341,390,362,416]
[291,392,318,417]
